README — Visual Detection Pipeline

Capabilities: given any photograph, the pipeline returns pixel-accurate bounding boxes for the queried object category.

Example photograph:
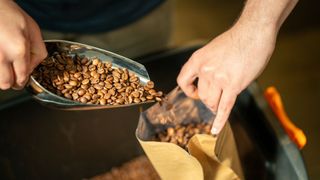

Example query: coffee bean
[64,93,72,99]
[32,52,164,105]
[116,98,125,104]
[86,87,95,94]
[77,88,86,96]
[72,93,79,100]
[80,97,88,103]
[146,81,154,89]
[146,95,154,100]
[82,79,90,85]
[92,58,100,66]
[114,83,122,90]
[131,91,140,98]
[93,84,103,90]
[133,97,141,103]
[69,80,78,86]
[99,98,106,105]
[155,123,212,150]
[105,82,113,89]
[81,57,89,65]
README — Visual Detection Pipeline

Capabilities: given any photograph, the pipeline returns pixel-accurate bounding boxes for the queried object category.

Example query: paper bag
[136,87,244,180]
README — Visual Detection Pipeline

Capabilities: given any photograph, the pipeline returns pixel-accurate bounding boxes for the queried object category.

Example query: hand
[177,23,277,134]
[0,0,47,90]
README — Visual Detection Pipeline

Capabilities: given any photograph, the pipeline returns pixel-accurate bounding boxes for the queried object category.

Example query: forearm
[236,0,298,34]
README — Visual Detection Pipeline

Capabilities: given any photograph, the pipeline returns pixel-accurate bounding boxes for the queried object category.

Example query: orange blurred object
[264,86,307,149]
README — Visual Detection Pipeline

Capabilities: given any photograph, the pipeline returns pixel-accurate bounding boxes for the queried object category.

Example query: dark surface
[0,46,307,180]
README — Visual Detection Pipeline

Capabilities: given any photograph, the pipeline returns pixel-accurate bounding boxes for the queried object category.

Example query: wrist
[234,15,279,37]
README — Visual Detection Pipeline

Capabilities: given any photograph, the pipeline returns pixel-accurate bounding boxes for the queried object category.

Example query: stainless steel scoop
[27,40,154,110]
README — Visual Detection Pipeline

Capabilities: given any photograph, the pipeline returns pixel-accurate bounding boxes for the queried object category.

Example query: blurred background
[169,0,319,179]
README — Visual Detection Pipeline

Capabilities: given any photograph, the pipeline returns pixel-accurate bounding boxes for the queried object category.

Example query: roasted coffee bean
[83,94,91,101]
[146,81,154,89]
[69,80,78,86]
[93,84,103,90]
[92,58,100,66]
[155,123,212,150]
[72,93,79,100]
[64,93,72,99]
[114,83,122,90]
[73,72,81,78]
[113,71,121,79]
[146,95,154,100]
[61,88,69,94]
[80,96,88,103]
[64,84,73,89]
[77,88,86,96]
[104,93,111,99]
[82,79,90,85]
[92,94,99,100]
[118,87,126,93]
[81,84,89,90]
[32,52,164,105]
[108,89,116,96]
[129,76,138,83]
[116,98,125,104]
[134,97,141,103]
[81,57,88,65]
[105,82,113,89]
[99,98,106,105]
[131,91,140,98]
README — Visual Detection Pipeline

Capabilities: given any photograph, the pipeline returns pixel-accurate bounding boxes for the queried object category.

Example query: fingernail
[211,127,218,135]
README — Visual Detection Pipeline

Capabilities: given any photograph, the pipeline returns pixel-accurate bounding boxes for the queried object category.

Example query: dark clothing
[16,0,164,33]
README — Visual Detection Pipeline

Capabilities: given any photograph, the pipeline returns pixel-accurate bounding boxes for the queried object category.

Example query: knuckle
[191,50,203,59]
[176,75,183,86]
[214,74,228,83]
[199,66,208,75]
[17,74,27,84]
[18,15,28,29]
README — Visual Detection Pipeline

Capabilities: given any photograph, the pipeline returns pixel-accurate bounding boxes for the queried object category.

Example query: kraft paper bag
[136,87,244,180]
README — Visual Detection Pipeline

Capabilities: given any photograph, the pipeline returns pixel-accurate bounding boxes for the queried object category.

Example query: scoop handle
[264,86,307,149]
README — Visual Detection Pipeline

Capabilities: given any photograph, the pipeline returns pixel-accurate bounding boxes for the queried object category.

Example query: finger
[211,89,237,135]
[206,84,222,113]
[177,59,199,99]
[28,20,47,73]
[0,60,15,90]
[12,40,30,88]
[12,57,30,89]
[197,77,210,105]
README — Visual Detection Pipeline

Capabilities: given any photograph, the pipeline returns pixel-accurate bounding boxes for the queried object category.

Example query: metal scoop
[27,40,153,110]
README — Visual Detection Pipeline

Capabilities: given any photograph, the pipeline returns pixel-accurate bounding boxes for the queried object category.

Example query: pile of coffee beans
[32,52,163,105]
[90,155,160,180]
[155,122,212,150]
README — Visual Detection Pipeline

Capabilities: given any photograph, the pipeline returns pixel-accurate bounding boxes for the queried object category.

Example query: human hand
[0,0,47,90]
[177,23,277,134]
